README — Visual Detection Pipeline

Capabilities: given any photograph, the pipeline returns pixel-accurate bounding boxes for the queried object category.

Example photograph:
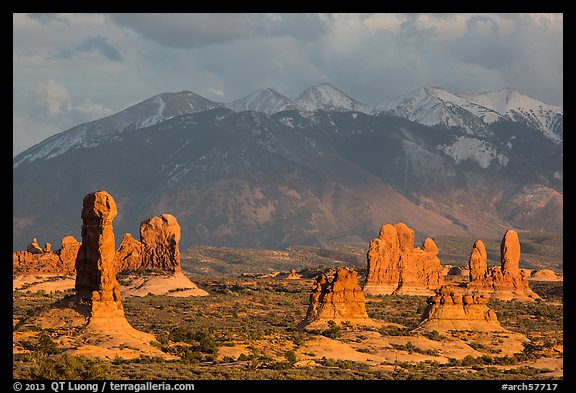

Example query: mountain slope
[224,88,300,114]
[372,86,501,135]
[13,84,562,252]
[13,91,221,168]
[458,88,563,144]
[13,109,477,251]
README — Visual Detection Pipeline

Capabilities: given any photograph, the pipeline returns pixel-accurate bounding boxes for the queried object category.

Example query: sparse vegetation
[13,236,562,380]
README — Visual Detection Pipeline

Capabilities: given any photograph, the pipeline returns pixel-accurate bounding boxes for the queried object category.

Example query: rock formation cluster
[364,223,444,295]
[13,236,81,275]
[467,230,540,301]
[113,213,208,297]
[299,267,380,329]
[414,286,505,332]
[18,191,169,359]
[114,213,182,273]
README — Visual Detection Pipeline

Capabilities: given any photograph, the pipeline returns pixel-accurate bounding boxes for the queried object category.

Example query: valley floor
[13,273,563,381]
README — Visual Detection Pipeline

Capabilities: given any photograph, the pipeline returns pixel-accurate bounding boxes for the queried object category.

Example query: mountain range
[13,83,563,251]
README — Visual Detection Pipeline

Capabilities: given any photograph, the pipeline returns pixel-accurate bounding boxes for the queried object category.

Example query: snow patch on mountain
[294,83,370,112]
[437,136,508,169]
[140,96,166,128]
[373,86,502,133]
[13,91,221,167]
[224,88,299,114]
[458,88,563,143]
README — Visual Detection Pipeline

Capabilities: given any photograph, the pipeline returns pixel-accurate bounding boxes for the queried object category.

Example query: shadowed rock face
[26,238,43,254]
[467,229,540,301]
[299,267,380,329]
[74,191,122,306]
[364,222,444,295]
[414,286,505,332]
[114,233,144,273]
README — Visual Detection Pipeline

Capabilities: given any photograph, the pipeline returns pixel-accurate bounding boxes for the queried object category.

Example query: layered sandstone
[413,286,505,332]
[299,267,380,329]
[364,223,444,296]
[13,236,80,275]
[467,230,540,301]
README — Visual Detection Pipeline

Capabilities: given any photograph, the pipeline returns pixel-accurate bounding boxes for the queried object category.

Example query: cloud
[14,80,114,156]
[50,35,123,61]
[204,88,224,98]
[107,13,332,48]
[30,79,71,117]
[13,13,563,156]
[26,13,68,25]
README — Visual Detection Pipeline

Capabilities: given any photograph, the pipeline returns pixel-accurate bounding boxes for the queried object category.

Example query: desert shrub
[180,349,203,364]
[284,350,297,364]
[321,357,354,369]
[266,361,293,370]
[391,341,439,356]
[168,328,218,355]
[35,331,59,355]
[30,354,112,380]
[321,320,342,339]
[423,330,442,341]
[460,355,478,366]
[379,326,411,336]
[237,353,252,361]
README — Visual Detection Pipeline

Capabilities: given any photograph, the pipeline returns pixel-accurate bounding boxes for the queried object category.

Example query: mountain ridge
[13,84,562,252]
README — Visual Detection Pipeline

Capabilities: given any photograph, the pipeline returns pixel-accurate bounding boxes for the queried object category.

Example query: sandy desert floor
[13,272,563,380]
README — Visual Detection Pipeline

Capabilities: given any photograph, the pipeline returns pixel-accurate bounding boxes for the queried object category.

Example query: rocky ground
[13,273,562,380]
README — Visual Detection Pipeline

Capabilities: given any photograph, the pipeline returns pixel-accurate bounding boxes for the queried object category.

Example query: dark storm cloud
[106,13,332,48]
[50,36,123,61]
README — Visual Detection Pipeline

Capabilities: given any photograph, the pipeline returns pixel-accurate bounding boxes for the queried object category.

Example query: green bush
[36,331,59,355]
[321,320,342,339]
[423,330,442,341]
[285,350,297,364]
[30,354,112,380]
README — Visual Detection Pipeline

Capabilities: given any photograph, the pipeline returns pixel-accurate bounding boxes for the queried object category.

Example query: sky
[13,13,563,157]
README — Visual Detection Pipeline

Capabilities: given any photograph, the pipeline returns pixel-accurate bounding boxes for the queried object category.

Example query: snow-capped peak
[458,88,563,143]
[13,91,221,168]
[293,83,369,112]
[458,88,562,115]
[224,88,299,114]
[372,85,502,132]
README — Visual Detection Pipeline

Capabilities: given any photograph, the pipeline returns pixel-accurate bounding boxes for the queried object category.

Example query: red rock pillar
[74,191,121,303]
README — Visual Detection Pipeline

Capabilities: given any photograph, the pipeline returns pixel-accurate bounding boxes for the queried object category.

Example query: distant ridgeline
[13,83,561,251]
